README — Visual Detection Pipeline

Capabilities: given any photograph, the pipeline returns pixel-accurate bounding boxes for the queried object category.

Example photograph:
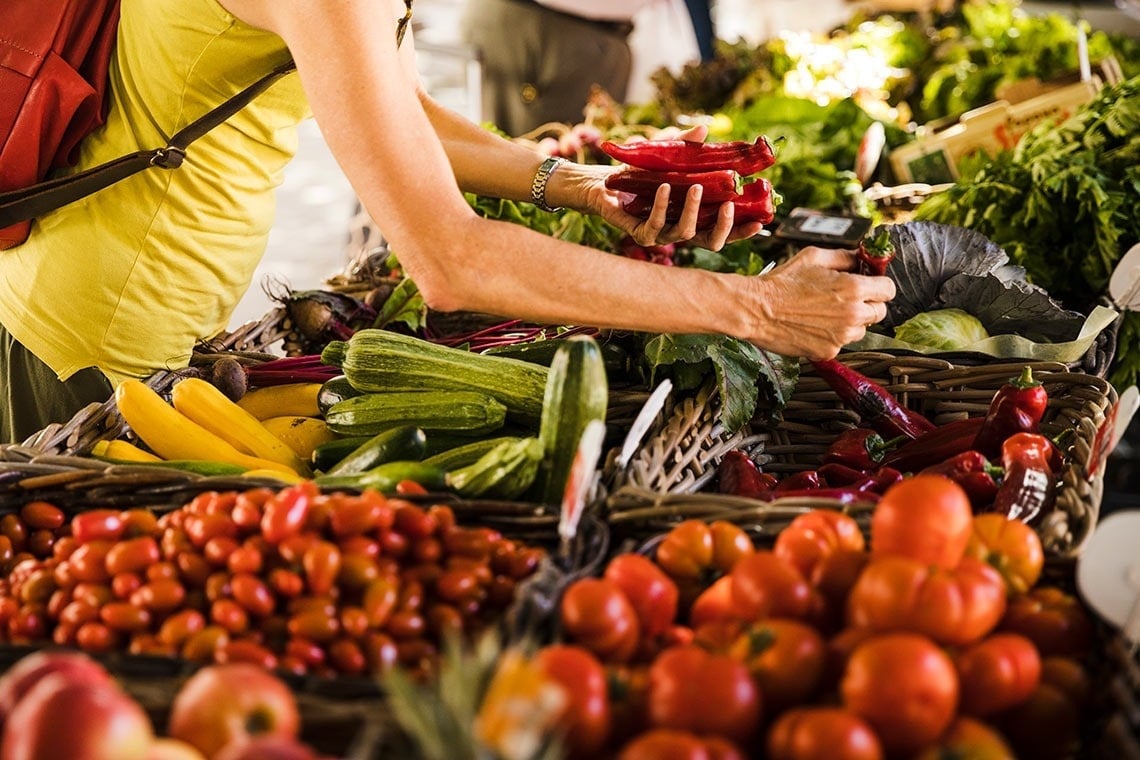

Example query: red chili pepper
[854,227,895,276]
[812,359,936,441]
[754,479,881,504]
[973,366,1049,458]
[867,466,904,494]
[605,167,744,203]
[920,450,1001,509]
[823,427,904,470]
[600,135,777,175]
[880,417,986,473]
[817,462,868,486]
[992,432,1056,524]
[621,177,776,227]
[774,469,826,492]
[717,450,778,497]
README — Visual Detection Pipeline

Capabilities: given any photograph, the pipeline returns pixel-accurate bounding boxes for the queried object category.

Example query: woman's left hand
[570,124,768,251]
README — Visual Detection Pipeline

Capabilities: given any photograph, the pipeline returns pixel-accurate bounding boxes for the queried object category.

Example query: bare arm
[216,0,895,359]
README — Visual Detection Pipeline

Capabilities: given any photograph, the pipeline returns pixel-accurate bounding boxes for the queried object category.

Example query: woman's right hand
[743,246,896,360]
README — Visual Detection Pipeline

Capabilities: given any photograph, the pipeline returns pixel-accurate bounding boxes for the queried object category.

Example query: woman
[0,0,894,444]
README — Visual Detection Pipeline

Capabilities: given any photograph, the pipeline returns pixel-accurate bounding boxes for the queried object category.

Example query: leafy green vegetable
[915,75,1140,387]
[464,193,625,253]
[642,334,799,433]
[894,308,990,349]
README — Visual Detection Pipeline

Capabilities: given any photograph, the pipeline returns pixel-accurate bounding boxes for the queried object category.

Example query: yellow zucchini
[90,439,162,462]
[260,415,339,460]
[235,382,323,420]
[171,378,312,476]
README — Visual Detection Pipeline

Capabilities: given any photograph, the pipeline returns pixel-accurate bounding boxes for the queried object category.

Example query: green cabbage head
[893,308,990,350]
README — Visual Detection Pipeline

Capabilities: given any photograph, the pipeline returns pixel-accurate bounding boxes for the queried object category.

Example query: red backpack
[0,0,293,250]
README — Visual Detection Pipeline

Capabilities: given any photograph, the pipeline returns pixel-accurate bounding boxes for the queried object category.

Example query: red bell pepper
[920,450,1001,509]
[991,432,1056,524]
[973,366,1049,458]
[717,450,778,497]
[600,135,777,175]
[812,359,936,441]
[605,167,744,203]
[855,227,895,276]
[823,427,903,471]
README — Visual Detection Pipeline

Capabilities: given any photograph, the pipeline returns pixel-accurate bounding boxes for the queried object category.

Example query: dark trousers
[460,0,633,136]
[0,322,112,445]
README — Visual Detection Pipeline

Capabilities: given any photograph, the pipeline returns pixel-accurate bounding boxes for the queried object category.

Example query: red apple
[167,664,300,759]
[213,735,317,760]
[0,649,113,731]
[0,672,153,760]
[146,738,207,760]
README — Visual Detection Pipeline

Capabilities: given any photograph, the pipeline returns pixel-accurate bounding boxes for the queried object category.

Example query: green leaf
[373,277,426,332]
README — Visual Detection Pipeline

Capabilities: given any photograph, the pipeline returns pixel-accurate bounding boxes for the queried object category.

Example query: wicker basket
[603,352,1118,559]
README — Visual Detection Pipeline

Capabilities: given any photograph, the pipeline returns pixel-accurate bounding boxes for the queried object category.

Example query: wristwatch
[530,156,566,213]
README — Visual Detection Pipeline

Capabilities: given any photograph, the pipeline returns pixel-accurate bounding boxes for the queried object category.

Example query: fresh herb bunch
[916,75,1140,388]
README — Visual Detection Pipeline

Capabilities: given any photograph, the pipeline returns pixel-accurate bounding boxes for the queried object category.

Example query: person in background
[459,0,653,136]
[0,0,895,444]
[683,0,716,62]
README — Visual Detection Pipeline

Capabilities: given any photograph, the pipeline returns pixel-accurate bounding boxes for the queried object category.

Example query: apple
[213,735,317,760]
[146,738,207,760]
[0,649,113,731]
[167,664,300,759]
[0,672,153,760]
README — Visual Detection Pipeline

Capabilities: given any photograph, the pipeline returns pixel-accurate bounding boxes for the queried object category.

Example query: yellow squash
[236,382,323,420]
[260,415,338,461]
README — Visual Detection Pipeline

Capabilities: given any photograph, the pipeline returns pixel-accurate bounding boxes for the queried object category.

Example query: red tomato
[870,474,973,569]
[729,551,814,623]
[992,683,1080,760]
[766,707,883,760]
[963,513,1044,594]
[809,548,868,631]
[560,578,640,663]
[840,633,959,756]
[617,729,710,760]
[955,632,1041,716]
[689,575,737,629]
[604,553,680,639]
[775,510,865,580]
[912,717,1015,760]
[655,521,714,581]
[534,645,611,758]
[1039,656,1091,706]
[999,587,1094,658]
[728,618,825,711]
[847,555,1007,646]
[605,663,650,746]
[708,521,755,574]
[647,645,762,744]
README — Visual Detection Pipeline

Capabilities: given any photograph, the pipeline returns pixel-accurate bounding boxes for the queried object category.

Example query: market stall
[1,1,1139,759]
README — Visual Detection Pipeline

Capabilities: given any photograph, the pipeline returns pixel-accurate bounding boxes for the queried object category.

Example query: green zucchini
[314,460,448,493]
[325,390,506,437]
[423,435,525,471]
[326,425,427,476]
[336,329,549,424]
[310,436,371,472]
[317,375,362,415]
[534,335,609,505]
[484,338,632,377]
[446,437,544,500]
[94,458,249,477]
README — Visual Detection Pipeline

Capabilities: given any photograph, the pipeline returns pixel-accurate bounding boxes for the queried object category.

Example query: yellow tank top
[0,0,309,385]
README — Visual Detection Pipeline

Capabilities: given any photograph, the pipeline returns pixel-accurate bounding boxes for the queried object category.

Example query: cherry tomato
[604,553,679,639]
[302,541,342,596]
[847,556,1007,646]
[70,510,125,544]
[840,633,958,756]
[230,573,276,618]
[363,576,400,628]
[729,618,825,711]
[260,481,317,543]
[775,510,865,580]
[20,501,65,531]
[646,645,762,744]
[955,632,1040,716]
[729,551,814,623]
[912,717,1015,760]
[999,586,1094,658]
[870,474,972,569]
[534,645,612,758]
[560,578,640,663]
[963,513,1044,594]
[105,536,161,576]
[766,707,883,760]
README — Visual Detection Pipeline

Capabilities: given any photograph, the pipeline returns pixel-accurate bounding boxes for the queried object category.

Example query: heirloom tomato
[999,586,1094,658]
[847,555,1006,646]
[963,513,1044,593]
[604,553,679,639]
[646,645,762,744]
[955,632,1040,716]
[655,520,753,583]
[774,510,865,580]
[617,729,744,760]
[993,683,1079,760]
[729,551,814,623]
[870,474,972,569]
[728,618,825,710]
[560,578,640,663]
[1040,656,1091,705]
[766,707,883,760]
[840,633,958,756]
[912,717,1014,760]
[689,575,737,629]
